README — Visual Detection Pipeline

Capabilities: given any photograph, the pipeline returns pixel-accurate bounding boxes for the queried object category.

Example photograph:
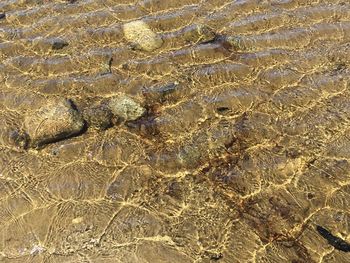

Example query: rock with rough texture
[182,24,216,43]
[9,129,29,149]
[107,95,145,121]
[224,35,247,51]
[24,99,85,147]
[82,104,113,131]
[123,20,163,51]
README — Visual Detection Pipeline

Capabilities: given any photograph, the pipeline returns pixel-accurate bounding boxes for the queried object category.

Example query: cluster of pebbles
[15,19,215,150]
[20,94,145,148]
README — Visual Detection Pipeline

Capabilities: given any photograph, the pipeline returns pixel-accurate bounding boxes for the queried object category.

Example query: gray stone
[24,98,85,147]
[108,95,145,121]
[32,37,69,51]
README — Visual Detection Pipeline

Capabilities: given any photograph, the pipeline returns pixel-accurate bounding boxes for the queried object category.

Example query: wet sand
[1,0,350,262]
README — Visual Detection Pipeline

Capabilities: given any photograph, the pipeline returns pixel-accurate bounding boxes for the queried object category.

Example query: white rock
[123,20,163,52]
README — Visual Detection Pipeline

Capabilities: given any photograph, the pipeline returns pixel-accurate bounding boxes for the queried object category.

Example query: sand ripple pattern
[1,0,350,262]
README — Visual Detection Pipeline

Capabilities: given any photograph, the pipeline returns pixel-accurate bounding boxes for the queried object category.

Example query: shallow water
[1,0,350,262]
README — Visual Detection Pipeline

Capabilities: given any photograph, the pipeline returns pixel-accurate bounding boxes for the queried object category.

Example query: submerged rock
[51,38,69,50]
[24,98,85,147]
[224,35,246,50]
[32,37,69,51]
[82,104,113,131]
[0,126,28,149]
[107,95,146,121]
[182,24,216,43]
[123,20,163,52]
[9,129,29,149]
[143,82,180,103]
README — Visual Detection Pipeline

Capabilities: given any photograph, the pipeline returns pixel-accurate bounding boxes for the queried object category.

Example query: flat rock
[123,20,163,52]
[107,95,145,121]
[24,98,85,147]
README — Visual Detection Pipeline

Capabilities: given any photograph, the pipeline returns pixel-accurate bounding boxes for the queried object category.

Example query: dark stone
[307,193,315,199]
[157,82,178,96]
[204,251,223,261]
[216,106,230,115]
[51,39,69,50]
[9,129,29,149]
[83,104,113,131]
[32,37,69,52]
[316,225,350,252]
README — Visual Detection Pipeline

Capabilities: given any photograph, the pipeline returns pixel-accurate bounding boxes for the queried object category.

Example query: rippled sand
[1,0,350,262]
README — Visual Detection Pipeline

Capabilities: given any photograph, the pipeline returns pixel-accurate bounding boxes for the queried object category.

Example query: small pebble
[51,39,69,50]
[108,95,146,121]
[182,24,216,43]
